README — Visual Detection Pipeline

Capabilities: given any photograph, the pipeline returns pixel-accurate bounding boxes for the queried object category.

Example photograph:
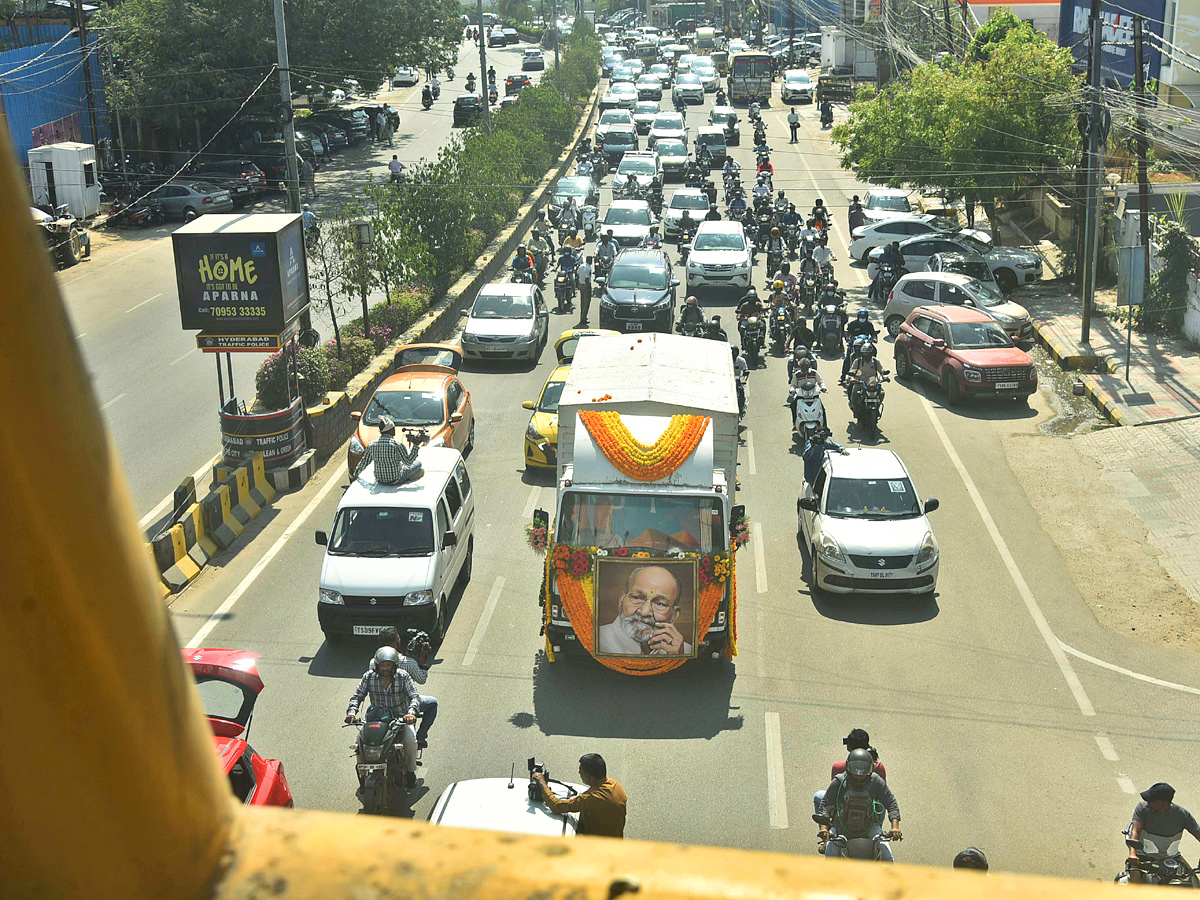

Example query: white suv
[685,220,751,291]
[798,448,940,597]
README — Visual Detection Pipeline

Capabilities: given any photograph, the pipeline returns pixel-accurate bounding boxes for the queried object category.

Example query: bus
[727,51,772,104]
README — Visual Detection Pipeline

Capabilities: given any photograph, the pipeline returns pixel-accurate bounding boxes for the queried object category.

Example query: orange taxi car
[347,343,474,476]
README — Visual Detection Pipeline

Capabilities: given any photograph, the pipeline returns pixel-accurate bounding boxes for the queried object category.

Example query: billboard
[172,213,309,334]
[1058,0,1164,86]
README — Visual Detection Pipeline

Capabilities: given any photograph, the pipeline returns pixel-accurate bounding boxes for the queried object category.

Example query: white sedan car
[848,215,947,262]
[867,232,1043,292]
[799,449,940,597]
[461,283,549,361]
[610,81,639,109]
[692,64,719,92]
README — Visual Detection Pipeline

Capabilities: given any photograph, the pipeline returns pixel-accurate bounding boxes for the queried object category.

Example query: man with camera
[371,626,438,750]
[532,753,627,838]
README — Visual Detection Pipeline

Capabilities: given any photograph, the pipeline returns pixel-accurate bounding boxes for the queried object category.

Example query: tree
[967,8,1038,62]
[833,28,1080,239]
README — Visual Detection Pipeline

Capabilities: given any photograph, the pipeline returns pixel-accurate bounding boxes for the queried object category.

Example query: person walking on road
[300,156,317,200]
[577,255,594,326]
[788,109,800,144]
[379,112,394,148]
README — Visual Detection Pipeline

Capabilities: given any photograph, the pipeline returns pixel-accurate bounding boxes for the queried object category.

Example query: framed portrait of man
[594,558,698,659]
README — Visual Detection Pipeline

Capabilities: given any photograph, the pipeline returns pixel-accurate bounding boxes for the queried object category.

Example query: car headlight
[1018,260,1039,269]
[526,423,544,441]
[915,531,939,565]
[349,435,364,454]
[992,313,1015,324]
[600,295,617,308]
[963,366,982,383]
[403,589,434,606]
[319,588,344,605]
[818,533,845,562]
[461,332,478,343]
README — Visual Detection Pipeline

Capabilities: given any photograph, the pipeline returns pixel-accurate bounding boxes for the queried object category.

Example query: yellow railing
[0,123,1129,899]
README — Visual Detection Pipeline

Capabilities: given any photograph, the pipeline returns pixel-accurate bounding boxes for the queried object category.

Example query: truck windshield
[328,507,434,556]
[556,491,725,553]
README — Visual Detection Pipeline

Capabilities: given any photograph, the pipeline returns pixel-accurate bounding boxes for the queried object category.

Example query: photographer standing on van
[533,753,627,837]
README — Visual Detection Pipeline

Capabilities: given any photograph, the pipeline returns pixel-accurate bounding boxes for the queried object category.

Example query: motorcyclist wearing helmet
[847,342,889,411]
[953,848,989,872]
[562,227,584,252]
[346,646,421,787]
[558,195,580,232]
[789,307,816,353]
[679,294,706,329]
[811,197,830,224]
[774,189,788,213]
[813,240,835,272]
[728,190,748,219]
[678,208,698,240]
[705,202,723,222]
[752,174,771,203]
[840,308,879,382]
[768,279,790,311]
[816,748,902,860]
[766,225,786,258]
[800,217,819,246]
[511,243,534,278]
[557,242,580,288]
[722,156,740,178]
[735,286,765,321]
[788,355,827,426]
[773,260,798,293]
[797,245,820,277]
[707,314,728,341]
[756,153,774,178]
[596,230,619,273]
[870,241,906,300]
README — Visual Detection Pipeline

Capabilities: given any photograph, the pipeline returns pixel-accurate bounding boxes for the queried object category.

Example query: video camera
[527,758,549,802]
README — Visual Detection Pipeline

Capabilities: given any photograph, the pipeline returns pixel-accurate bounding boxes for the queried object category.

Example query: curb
[1030,320,1097,370]
[1081,377,1128,426]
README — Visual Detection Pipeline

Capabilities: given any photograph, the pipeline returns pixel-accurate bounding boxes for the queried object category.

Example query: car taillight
[888,290,894,300]
[202,196,212,204]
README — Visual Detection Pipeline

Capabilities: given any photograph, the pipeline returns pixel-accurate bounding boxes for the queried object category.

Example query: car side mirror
[315,530,328,546]
[522,400,535,410]
[670,278,680,287]
[350,410,362,421]
[728,504,745,533]
[931,338,945,348]
[450,411,464,423]
[798,497,818,512]
[443,531,458,548]
[924,498,939,513]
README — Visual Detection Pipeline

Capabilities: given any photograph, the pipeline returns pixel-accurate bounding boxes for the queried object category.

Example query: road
[166,77,1200,878]
[55,38,539,527]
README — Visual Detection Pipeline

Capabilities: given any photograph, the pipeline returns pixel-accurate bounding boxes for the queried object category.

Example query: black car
[453,94,484,127]
[186,159,268,206]
[596,248,678,333]
[247,140,318,185]
[308,109,369,143]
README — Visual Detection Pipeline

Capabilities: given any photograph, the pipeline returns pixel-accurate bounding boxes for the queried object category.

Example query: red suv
[893,305,1037,405]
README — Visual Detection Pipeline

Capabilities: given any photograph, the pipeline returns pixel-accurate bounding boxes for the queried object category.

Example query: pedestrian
[964,190,976,228]
[381,116,394,148]
[369,107,379,142]
[848,195,866,231]
[532,753,627,838]
[577,255,593,325]
[788,109,800,143]
[388,106,400,132]
[300,156,316,200]
[252,128,262,146]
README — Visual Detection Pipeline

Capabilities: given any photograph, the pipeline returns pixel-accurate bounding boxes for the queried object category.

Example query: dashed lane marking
[765,711,789,829]
[1095,734,1120,762]
[463,576,505,667]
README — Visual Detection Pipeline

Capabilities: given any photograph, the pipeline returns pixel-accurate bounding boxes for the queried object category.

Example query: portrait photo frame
[593,557,699,659]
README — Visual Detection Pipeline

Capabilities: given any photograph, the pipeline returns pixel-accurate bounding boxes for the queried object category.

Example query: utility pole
[272,0,301,213]
[553,0,560,70]
[1080,0,1103,344]
[941,0,955,56]
[476,0,492,133]
[1132,14,1151,381]
[73,0,98,144]
[787,0,795,70]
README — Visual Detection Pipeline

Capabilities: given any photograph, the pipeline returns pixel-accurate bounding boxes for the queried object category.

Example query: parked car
[798,448,940,597]
[522,48,545,70]
[926,251,998,288]
[595,107,635,144]
[430,778,583,836]
[301,119,349,151]
[184,159,267,205]
[293,128,329,160]
[247,140,318,185]
[708,105,741,146]
[893,305,1038,404]
[654,137,689,180]
[597,247,678,332]
[781,69,814,103]
[861,188,914,225]
[648,111,687,147]
[684,220,752,292]
[308,108,369,143]
[868,232,1043,292]
[394,66,420,86]
[612,150,662,192]
[148,181,234,220]
[453,94,485,127]
[663,187,710,239]
[183,649,294,807]
[883,272,1033,341]
[461,283,549,361]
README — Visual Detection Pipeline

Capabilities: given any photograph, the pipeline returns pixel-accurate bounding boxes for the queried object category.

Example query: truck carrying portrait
[594,558,698,659]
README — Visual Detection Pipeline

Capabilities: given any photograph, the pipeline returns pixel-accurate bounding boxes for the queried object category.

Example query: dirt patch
[1002,423,1200,654]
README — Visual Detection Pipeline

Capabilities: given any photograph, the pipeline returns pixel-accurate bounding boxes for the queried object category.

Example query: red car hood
[953,347,1031,367]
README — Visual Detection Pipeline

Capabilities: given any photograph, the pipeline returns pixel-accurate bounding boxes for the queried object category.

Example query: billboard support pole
[1132,14,1151,384]
[1080,0,1103,345]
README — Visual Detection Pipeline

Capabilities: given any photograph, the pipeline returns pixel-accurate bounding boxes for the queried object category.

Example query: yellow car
[522,364,569,472]
[553,327,618,364]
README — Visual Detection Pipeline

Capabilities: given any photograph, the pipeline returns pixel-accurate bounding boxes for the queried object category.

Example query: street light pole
[273,0,301,214]
[476,0,492,133]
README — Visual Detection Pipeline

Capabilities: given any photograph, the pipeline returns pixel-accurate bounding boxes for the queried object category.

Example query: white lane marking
[100,392,126,411]
[125,292,163,314]
[1095,734,1120,762]
[919,395,1096,716]
[745,429,757,476]
[185,469,344,648]
[522,484,541,518]
[463,576,506,667]
[765,711,789,829]
[1117,775,1138,795]
[1061,641,1200,696]
[138,452,222,530]
[168,348,197,367]
[753,521,768,593]
[75,332,87,339]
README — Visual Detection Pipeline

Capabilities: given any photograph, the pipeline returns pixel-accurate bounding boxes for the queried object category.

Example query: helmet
[861,342,877,358]
[773,280,784,291]
[746,286,758,297]
[814,198,823,207]
[953,848,989,871]
[686,295,698,307]
[302,204,310,211]
[771,226,780,235]
[780,262,791,274]
[777,189,785,198]
[374,646,401,673]
[845,748,874,781]
[532,228,541,237]
[824,282,837,292]
[798,358,812,373]
[757,174,765,183]
[518,243,526,252]
[857,309,869,321]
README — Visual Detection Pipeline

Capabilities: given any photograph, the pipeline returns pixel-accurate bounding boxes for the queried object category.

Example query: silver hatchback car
[149,181,235,221]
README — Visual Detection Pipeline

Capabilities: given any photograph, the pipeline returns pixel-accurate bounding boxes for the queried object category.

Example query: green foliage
[1138,216,1199,334]
[834,27,1079,231]
[255,347,332,408]
[967,9,1038,62]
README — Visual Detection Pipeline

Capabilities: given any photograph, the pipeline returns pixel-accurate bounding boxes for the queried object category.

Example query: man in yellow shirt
[534,753,627,837]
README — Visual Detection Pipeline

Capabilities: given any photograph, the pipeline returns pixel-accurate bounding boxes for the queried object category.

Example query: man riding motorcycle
[840,308,879,383]
[558,196,580,233]
[846,342,888,412]
[788,356,826,425]
[345,647,421,789]
[766,226,786,269]
[596,230,618,269]
[813,241,835,277]
[1125,782,1200,885]
[678,294,706,333]
[781,202,801,231]
[511,243,535,280]
[816,748,902,861]
[774,189,789,215]
[528,229,553,281]
[752,175,771,204]
[870,241,906,300]
[722,156,740,179]
[639,224,663,249]
[811,198,830,227]
[562,227,584,253]
[773,260,798,294]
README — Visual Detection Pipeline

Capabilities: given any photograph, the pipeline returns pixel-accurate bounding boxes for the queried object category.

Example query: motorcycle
[753,124,767,146]
[107,197,164,229]
[875,262,901,303]
[814,815,899,863]
[511,265,536,284]
[1117,827,1200,887]
[791,376,827,444]
[347,713,413,814]
[430,81,441,100]
[820,102,834,129]
[812,217,830,247]
[851,376,888,437]
[770,305,792,355]
[785,222,800,256]
[554,258,578,312]
[766,247,784,278]
[788,345,816,380]
[594,254,613,280]
[422,87,434,109]
[799,272,821,314]
[739,315,766,367]
[815,301,845,355]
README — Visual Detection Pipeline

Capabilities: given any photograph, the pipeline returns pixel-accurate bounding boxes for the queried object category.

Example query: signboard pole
[215,352,226,407]
[274,0,302,214]
[1080,0,1103,345]
[1133,15,1151,384]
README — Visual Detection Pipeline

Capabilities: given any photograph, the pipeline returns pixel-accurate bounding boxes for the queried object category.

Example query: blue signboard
[1058,0,1164,86]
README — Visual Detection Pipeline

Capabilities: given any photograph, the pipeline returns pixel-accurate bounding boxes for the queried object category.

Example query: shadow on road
[526,650,744,739]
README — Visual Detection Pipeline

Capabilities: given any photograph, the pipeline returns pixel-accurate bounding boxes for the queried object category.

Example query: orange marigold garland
[579,411,711,482]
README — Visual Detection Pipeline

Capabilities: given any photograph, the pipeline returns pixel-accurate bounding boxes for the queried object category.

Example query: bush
[255,346,332,409]
[324,336,376,391]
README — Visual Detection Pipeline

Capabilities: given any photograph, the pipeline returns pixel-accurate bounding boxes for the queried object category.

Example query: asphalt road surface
[56,37,539,527]
[165,75,1200,878]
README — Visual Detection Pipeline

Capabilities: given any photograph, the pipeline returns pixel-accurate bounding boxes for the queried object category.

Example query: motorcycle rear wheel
[364,780,389,814]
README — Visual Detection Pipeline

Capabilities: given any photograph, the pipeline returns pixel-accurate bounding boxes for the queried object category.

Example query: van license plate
[353,625,386,635]
[625,322,643,331]
[868,571,894,578]
[995,382,1018,390]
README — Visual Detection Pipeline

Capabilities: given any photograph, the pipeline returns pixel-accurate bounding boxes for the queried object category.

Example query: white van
[316,447,475,645]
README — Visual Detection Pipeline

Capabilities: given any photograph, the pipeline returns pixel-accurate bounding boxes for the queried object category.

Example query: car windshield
[635,103,659,115]
[957,234,993,253]
[557,491,725,552]
[870,195,911,212]
[948,321,1014,349]
[538,380,566,412]
[605,207,651,225]
[363,390,445,426]
[671,192,710,210]
[654,115,683,129]
[328,507,434,557]
[657,139,686,156]
[555,178,590,198]
[619,158,656,175]
[638,76,659,84]
[694,231,745,251]
[964,279,1004,304]
[945,260,993,282]
[609,261,668,289]
[825,477,922,519]
[678,75,700,85]
[711,111,735,124]
[600,110,629,123]
[613,84,637,95]
[606,131,635,145]
[472,292,533,319]
[787,73,810,84]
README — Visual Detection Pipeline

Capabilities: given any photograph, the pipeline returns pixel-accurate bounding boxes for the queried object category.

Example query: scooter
[815,301,845,355]
[581,204,599,240]
[791,376,828,444]
[874,262,901,304]
[346,712,415,814]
